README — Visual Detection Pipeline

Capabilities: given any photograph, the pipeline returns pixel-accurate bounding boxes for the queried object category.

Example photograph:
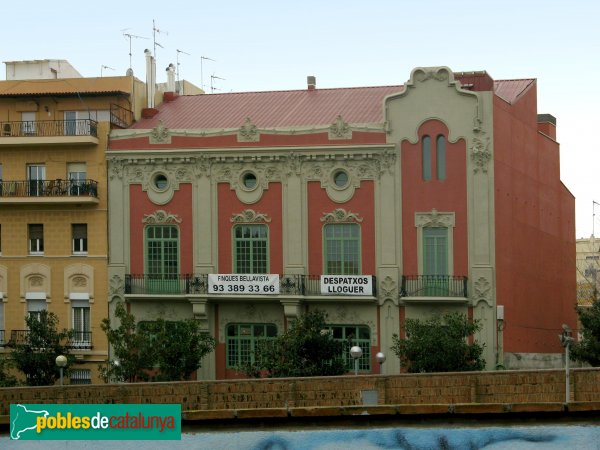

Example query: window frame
[422,135,432,181]
[323,223,361,275]
[225,323,277,368]
[232,224,269,274]
[72,223,88,255]
[144,224,180,278]
[28,224,44,255]
[415,211,455,276]
[436,134,446,181]
[327,324,371,372]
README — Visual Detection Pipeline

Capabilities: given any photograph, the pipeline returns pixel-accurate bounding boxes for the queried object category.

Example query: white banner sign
[320,275,373,296]
[208,274,280,295]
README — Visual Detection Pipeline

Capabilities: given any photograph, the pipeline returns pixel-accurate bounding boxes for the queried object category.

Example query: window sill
[29,252,44,256]
[72,252,88,256]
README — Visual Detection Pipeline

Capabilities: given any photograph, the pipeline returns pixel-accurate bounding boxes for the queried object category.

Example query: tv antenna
[176,49,190,94]
[201,56,216,92]
[122,31,148,70]
[152,19,168,63]
[594,200,600,237]
[210,74,225,93]
[101,65,115,77]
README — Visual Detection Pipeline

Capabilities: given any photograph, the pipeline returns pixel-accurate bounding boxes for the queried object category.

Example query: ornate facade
[107,67,576,379]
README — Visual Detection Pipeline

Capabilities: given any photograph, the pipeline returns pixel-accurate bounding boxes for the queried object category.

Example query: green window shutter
[423,227,448,275]
[324,224,360,275]
[233,225,268,274]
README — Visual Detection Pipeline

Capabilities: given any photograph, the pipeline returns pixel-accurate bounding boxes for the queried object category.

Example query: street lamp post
[559,324,574,404]
[376,352,386,373]
[350,346,363,376]
[55,355,67,386]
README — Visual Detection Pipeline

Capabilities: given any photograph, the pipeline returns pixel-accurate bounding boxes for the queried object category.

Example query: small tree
[391,312,485,373]
[0,354,18,387]
[239,310,349,378]
[571,302,600,366]
[11,310,74,386]
[151,319,216,381]
[100,302,154,383]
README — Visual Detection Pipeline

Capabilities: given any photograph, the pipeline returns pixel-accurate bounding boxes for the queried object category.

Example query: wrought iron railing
[0,330,4,346]
[400,275,468,298]
[125,274,376,296]
[0,119,98,138]
[68,331,92,349]
[110,103,133,129]
[0,179,98,198]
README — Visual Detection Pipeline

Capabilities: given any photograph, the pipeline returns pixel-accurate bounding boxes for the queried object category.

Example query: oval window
[242,172,257,189]
[333,170,349,188]
[153,174,168,190]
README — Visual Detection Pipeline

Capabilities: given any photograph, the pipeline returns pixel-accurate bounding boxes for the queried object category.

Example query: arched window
[422,135,431,181]
[436,135,446,180]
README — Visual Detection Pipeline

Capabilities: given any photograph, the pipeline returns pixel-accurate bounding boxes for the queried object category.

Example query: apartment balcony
[0,179,99,205]
[7,330,91,349]
[0,119,99,146]
[400,275,468,303]
[125,274,377,299]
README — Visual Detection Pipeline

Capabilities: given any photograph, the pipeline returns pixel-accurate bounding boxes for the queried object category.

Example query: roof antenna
[101,65,114,77]
[210,74,225,93]
[200,56,216,92]
[122,30,148,72]
[152,20,168,65]
[176,49,190,94]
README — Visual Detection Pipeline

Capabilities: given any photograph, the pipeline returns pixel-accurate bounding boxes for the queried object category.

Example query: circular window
[242,172,258,190]
[153,174,168,190]
[333,170,349,188]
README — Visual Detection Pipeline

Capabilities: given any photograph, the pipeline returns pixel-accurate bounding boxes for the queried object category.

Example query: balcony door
[423,227,449,296]
[145,225,180,293]
[21,112,36,136]
[27,164,45,196]
[65,111,77,136]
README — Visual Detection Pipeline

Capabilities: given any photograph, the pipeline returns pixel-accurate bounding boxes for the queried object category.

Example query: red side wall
[493,85,577,353]
[401,120,468,275]
[129,184,194,274]
[307,181,376,275]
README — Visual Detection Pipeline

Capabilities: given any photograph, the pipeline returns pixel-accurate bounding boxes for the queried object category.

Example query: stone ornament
[109,275,124,297]
[329,115,352,140]
[471,136,491,173]
[321,208,363,223]
[379,276,398,301]
[237,118,259,142]
[142,210,182,224]
[73,276,87,287]
[29,276,43,287]
[415,209,455,228]
[474,276,492,302]
[230,209,272,223]
[150,120,171,144]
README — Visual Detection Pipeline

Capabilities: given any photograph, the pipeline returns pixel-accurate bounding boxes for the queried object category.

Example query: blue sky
[2,0,598,237]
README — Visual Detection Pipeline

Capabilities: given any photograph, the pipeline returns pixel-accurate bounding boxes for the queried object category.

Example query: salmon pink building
[107,66,576,379]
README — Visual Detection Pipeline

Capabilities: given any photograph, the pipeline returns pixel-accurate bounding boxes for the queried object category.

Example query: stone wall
[2,368,598,418]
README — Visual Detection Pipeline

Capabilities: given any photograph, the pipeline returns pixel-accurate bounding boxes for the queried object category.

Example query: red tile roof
[131,77,536,130]
[493,79,536,104]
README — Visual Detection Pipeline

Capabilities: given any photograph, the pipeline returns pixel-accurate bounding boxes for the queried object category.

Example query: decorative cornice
[321,208,363,223]
[237,118,259,142]
[150,120,171,144]
[108,157,125,180]
[142,210,182,225]
[415,209,455,228]
[230,209,272,223]
[329,115,352,140]
[377,149,396,177]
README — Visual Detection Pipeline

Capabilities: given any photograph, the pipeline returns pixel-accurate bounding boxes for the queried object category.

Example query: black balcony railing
[400,275,468,298]
[0,119,98,138]
[125,274,376,296]
[68,331,92,350]
[0,179,98,198]
[0,329,4,346]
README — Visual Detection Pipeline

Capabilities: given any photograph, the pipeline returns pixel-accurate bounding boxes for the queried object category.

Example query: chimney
[307,75,316,91]
[166,63,176,92]
[145,49,156,108]
[537,114,557,140]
